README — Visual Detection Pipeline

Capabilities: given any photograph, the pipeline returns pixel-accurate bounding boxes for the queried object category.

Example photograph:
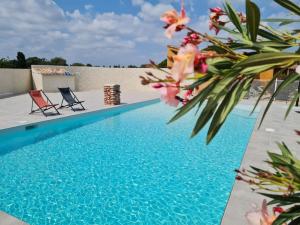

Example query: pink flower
[182,89,193,104]
[171,43,198,82]
[160,0,190,38]
[209,7,225,35]
[238,12,247,23]
[181,32,202,46]
[152,83,164,89]
[158,83,180,107]
[210,7,223,14]
[245,200,285,225]
[194,51,215,74]
[209,20,226,35]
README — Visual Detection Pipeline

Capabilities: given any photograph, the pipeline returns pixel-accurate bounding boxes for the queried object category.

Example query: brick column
[104,84,121,105]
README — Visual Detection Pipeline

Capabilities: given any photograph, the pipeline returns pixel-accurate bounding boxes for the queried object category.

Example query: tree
[50,57,67,66]
[16,52,26,68]
[127,65,138,68]
[0,58,17,68]
[86,63,92,67]
[158,59,167,68]
[26,57,49,67]
[71,63,85,66]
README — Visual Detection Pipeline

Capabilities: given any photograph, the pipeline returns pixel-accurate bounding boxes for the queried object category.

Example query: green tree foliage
[127,65,138,68]
[16,52,27,68]
[71,63,85,66]
[0,53,73,68]
[0,58,17,68]
[158,59,167,68]
[26,57,49,67]
[50,57,67,66]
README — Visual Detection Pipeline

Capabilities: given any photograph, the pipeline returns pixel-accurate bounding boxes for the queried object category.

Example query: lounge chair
[58,87,85,111]
[29,90,60,117]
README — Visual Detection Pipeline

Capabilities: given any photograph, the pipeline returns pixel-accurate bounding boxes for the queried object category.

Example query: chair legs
[30,100,60,117]
[59,101,85,111]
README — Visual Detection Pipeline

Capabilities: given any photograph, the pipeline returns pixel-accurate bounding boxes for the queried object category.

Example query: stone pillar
[104,84,121,105]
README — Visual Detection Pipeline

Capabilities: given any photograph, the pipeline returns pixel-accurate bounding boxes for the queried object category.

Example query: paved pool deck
[0,91,299,224]
[0,90,159,130]
[221,101,300,224]
[0,211,28,225]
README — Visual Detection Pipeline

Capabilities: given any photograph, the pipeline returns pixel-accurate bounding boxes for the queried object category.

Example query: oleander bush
[140,0,300,224]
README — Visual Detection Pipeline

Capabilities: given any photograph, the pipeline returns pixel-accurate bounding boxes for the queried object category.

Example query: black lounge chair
[58,87,85,111]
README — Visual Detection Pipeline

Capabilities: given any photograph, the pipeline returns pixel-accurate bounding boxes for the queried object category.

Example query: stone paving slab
[221,101,300,224]
[0,211,28,225]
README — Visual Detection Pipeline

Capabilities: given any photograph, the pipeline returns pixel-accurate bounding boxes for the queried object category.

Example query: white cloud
[131,0,145,6]
[208,0,244,6]
[84,4,94,11]
[138,2,173,21]
[0,0,174,65]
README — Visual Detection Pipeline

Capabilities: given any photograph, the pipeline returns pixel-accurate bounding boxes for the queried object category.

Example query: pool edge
[0,98,160,134]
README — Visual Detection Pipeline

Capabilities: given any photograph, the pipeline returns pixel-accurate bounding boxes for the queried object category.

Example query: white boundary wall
[0,69,32,98]
[31,65,163,93]
[1,66,298,101]
[70,67,163,92]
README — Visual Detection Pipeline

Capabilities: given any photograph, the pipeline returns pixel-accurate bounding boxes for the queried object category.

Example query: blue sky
[0,0,288,66]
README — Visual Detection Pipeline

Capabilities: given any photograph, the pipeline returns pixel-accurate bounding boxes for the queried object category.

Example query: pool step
[0,211,28,225]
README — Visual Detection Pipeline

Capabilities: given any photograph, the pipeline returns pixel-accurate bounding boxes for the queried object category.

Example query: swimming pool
[0,100,258,225]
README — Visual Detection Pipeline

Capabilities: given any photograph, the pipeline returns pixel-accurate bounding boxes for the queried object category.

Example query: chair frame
[29,90,60,117]
[58,87,85,112]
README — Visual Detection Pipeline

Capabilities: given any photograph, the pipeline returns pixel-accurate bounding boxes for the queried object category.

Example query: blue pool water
[0,100,258,225]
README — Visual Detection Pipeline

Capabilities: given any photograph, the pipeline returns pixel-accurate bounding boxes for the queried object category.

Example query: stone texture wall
[0,69,32,98]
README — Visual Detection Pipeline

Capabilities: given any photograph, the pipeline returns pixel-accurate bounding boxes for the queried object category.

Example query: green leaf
[224,1,246,37]
[246,0,261,42]
[191,100,218,138]
[259,41,294,49]
[234,52,300,68]
[241,63,280,75]
[289,217,300,225]
[190,70,243,139]
[187,74,213,90]
[274,0,300,16]
[251,70,281,114]
[278,142,293,158]
[263,18,300,25]
[169,79,218,124]
[285,92,300,119]
[268,152,292,165]
[273,205,300,225]
[258,28,285,41]
[168,91,204,124]
[258,72,300,128]
[206,78,253,143]
[261,193,300,204]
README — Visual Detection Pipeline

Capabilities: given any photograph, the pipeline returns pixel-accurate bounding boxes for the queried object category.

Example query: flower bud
[152,83,164,89]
